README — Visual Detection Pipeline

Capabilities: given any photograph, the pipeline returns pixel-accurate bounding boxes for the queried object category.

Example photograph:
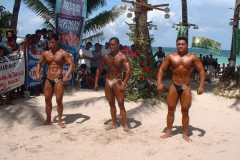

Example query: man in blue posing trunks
[36,34,74,128]
[157,37,206,142]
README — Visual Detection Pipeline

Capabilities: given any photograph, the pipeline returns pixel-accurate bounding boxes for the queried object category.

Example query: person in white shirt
[101,42,110,55]
[75,42,93,82]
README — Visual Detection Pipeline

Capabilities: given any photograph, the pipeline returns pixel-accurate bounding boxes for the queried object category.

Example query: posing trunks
[173,83,190,95]
[46,76,63,88]
[106,78,122,89]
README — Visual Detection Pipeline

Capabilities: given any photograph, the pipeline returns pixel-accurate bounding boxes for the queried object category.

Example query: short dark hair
[41,28,48,33]
[47,33,59,41]
[109,37,120,44]
[35,29,42,35]
[26,34,32,38]
[176,37,188,44]
[86,42,92,46]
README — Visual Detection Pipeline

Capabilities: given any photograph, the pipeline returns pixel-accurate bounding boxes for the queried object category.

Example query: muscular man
[94,37,132,133]
[157,37,206,142]
[36,34,74,128]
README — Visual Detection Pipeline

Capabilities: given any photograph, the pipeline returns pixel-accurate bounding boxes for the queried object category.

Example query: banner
[233,28,240,55]
[0,52,25,93]
[191,36,221,55]
[177,26,188,38]
[55,0,87,55]
[27,48,44,87]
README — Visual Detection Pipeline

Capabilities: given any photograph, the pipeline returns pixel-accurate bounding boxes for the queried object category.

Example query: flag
[191,36,221,55]
[177,26,188,38]
[55,0,87,55]
[233,28,240,55]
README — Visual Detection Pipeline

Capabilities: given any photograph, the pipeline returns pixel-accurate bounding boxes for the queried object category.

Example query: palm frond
[23,0,55,29]
[87,0,106,18]
[84,6,124,34]
[23,0,48,16]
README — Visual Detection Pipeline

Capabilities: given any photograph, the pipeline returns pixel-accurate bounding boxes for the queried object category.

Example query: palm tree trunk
[135,0,151,67]
[229,0,240,68]
[181,0,188,38]
[10,0,22,33]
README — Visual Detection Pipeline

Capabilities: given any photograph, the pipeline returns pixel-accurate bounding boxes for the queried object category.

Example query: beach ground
[0,81,240,160]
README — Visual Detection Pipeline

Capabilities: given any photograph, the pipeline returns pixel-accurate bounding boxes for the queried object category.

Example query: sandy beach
[0,81,240,160]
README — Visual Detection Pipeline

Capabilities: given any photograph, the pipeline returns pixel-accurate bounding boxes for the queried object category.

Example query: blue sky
[1,0,236,50]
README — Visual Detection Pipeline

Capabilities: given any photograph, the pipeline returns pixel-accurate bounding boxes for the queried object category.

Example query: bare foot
[183,134,192,142]
[41,121,52,125]
[105,124,118,131]
[58,122,66,128]
[123,127,133,134]
[160,133,172,139]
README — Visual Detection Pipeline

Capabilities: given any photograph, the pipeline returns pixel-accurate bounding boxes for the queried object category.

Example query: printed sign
[0,52,25,93]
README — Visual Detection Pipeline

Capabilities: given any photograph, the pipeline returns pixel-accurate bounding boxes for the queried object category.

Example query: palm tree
[10,0,22,33]
[0,8,12,33]
[181,0,188,38]
[229,0,240,68]
[22,0,124,43]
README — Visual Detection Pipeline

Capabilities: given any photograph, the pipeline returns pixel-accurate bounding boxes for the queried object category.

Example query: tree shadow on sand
[162,125,206,137]
[228,99,240,111]
[53,113,90,124]
[104,117,142,129]
[0,97,44,128]
[62,95,107,109]
[0,91,105,128]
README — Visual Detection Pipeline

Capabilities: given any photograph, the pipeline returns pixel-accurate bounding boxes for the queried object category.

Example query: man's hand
[63,75,69,84]
[94,83,99,91]
[36,74,41,82]
[157,83,165,92]
[197,86,204,95]
[120,82,126,92]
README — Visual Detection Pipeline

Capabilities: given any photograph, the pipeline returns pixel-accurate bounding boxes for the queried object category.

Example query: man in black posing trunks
[36,34,74,128]
[157,37,205,142]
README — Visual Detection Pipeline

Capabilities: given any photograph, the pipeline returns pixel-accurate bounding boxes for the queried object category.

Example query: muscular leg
[54,80,65,128]
[180,87,192,142]
[161,84,179,139]
[42,80,54,125]
[114,84,132,133]
[105,84,118,130]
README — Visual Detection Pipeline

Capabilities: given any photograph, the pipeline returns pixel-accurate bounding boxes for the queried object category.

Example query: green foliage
[125,21,164,101]
[0,10,12,29]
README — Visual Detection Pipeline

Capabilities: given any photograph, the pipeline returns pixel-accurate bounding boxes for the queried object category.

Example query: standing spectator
[75,42,92,83]
[41,28,49,50]
[90,43,102,77]
[101,42,110,55]
[153,46,165,67]
[35,29,45,49]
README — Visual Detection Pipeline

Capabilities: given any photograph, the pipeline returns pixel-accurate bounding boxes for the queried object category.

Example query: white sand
[0,81,240,160]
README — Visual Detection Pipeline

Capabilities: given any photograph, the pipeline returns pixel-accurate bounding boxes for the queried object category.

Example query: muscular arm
[194,55,206,94]
[157,55,170,86]
[36,52,46,81]
[63,51,75,79]
[122,54,132,85]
